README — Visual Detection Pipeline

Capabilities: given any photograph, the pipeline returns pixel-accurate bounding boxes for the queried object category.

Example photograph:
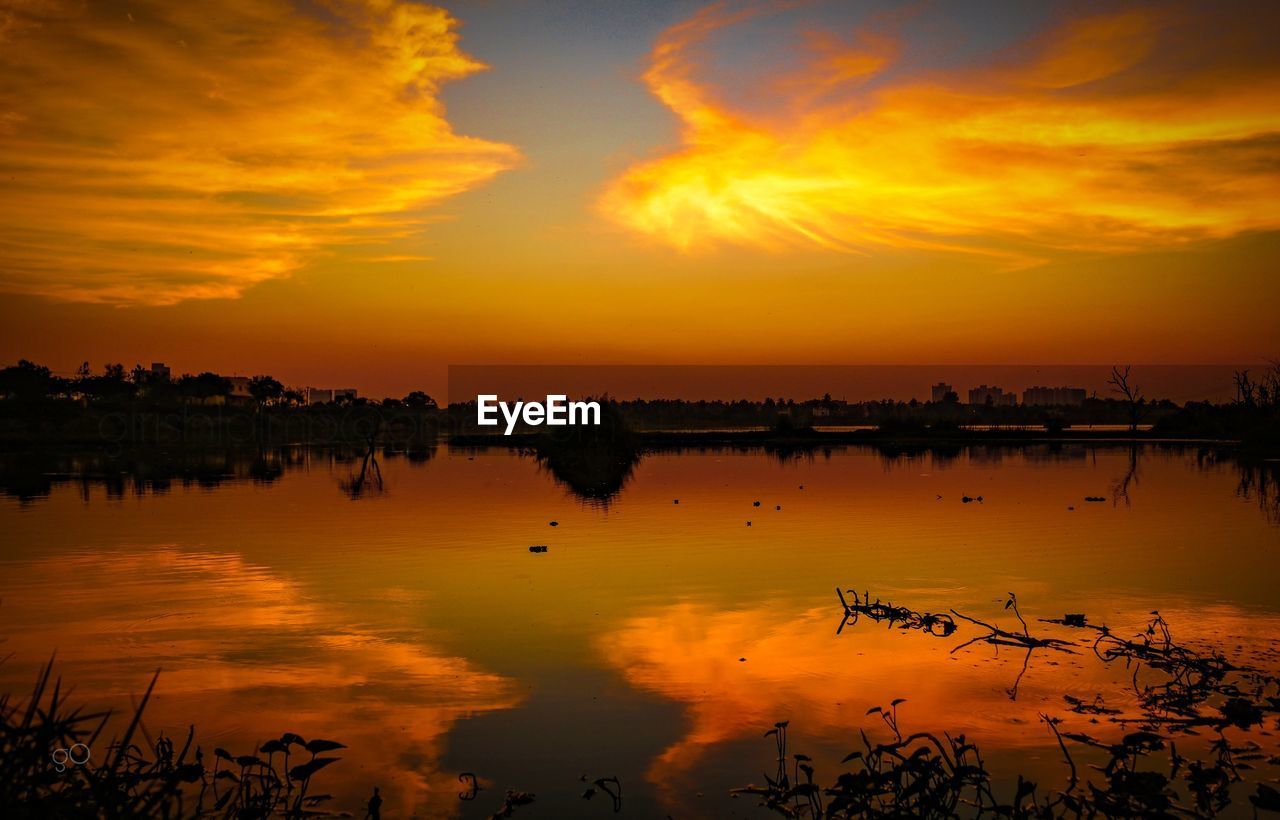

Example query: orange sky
[1,0,1277,397]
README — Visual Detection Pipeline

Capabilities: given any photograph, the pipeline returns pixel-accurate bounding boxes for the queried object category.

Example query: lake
[1,444,1278,817]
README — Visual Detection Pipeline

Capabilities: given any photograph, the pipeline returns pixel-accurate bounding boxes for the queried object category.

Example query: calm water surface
[1,445,1278,817]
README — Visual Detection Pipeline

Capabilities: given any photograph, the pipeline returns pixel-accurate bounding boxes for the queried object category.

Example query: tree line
[0,360,436,410]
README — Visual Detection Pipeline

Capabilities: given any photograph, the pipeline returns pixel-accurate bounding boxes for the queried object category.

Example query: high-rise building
[968,384,1015,406]
[930,382,954,403]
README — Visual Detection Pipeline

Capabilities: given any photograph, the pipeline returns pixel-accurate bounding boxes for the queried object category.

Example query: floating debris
[753,500,761,507]
[458,772,480,801]
[1085,496,1106,502]
[548,520,559,526]
[582,776,622,811]
[951,594,1076,655]
[836,588,957,637]
[1063,693,1121,716]
[528,545,548,553]
[1041,613,1089,627]
[488,789,535,818]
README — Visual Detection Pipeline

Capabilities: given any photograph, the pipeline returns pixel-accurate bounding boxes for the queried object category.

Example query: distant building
[968,384,1015,407]
[812,397,847,417]
[225,376,252,400]
[931,382,954,403]
[149,362,171,380]
[1022,386,1087,407]
[304,386,356,404]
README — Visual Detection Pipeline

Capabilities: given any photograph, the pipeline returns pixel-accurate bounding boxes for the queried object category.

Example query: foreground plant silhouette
[736,704,1280,818]
[787,589,1280,818]
[0,661,348,818]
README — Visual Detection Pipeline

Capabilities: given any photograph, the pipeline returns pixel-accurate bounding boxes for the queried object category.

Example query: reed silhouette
[0,662,348,817]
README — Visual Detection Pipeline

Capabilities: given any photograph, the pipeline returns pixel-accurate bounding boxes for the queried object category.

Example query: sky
[0,0,1278,398]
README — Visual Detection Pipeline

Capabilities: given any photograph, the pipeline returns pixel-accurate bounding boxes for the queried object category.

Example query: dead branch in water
[949,593,1078,655]
[835,588,956,637]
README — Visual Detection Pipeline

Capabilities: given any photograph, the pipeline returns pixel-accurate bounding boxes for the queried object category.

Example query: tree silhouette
[403,390,436,408]
[177,372,230,401]
[1107,364,1146,433]
[248,375,284,406]
[0,359,54,400]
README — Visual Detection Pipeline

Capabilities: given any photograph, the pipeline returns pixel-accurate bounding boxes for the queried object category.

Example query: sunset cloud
[0,0,519,305]
[599,2,1280,261]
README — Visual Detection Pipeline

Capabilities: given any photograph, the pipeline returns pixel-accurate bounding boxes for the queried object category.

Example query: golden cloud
[0,0,519,305]
[599,2,1280,261]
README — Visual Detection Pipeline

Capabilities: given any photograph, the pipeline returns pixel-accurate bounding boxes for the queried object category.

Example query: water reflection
[601,597,1280,817]
[3,443,1277,527]
[0,445,438,504]
[0,548,519,816]
[339,441,385,499]
[1199,449,1280,526]
[2,444,1279,817]
[532,405,641,504]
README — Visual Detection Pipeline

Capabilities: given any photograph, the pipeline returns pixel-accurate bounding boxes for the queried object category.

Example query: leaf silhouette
[304,738,347,755]
[290,756,339,781]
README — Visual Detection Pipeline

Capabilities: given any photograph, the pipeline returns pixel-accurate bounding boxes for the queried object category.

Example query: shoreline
[0,428,1250,453]
[450,427,1243,449]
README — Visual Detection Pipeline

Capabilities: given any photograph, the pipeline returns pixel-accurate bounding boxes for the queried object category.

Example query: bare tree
[1234,369,1256,406]
[1107,364,1146,433]
[1259,359,1280,409]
